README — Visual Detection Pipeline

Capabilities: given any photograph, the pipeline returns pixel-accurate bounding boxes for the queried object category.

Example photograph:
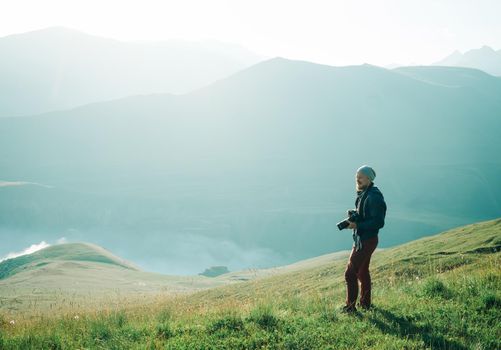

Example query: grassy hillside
[0,243,232,314]
[0,243,350,315]
[0,243,139,280]
[0,218,499,349]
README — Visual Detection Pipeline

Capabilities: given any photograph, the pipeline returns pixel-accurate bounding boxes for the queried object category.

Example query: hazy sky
[1,0,500,66]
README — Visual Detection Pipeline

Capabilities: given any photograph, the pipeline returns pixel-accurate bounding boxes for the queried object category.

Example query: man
[341,165,386,313]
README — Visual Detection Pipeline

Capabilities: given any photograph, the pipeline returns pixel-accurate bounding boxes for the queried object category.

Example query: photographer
[339,165,386,313]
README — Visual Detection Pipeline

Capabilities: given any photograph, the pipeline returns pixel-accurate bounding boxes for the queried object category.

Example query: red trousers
[344,235,378,308]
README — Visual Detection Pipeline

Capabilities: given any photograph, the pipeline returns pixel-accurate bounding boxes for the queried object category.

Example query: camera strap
[354,184,372,236]
[356,186,371,220]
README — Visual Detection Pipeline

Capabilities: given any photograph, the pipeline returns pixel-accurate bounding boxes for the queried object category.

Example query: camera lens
[337,220,349,230]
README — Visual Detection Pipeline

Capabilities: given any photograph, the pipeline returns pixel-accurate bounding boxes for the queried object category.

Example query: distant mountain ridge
[433,45,501,76]
[0,26,265,117]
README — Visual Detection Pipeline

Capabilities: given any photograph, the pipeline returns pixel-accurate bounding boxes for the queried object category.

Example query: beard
[356,182,368,191]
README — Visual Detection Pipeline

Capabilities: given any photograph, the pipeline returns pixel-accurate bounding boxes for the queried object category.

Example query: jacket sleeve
[356,194,386,231]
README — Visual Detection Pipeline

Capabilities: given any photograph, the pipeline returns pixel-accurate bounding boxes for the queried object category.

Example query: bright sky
[1,0,500,66]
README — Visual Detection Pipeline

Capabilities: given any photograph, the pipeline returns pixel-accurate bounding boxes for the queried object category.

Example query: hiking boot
[340,304,357,314]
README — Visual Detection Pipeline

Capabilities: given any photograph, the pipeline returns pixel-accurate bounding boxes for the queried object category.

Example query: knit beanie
[357,165,376,181]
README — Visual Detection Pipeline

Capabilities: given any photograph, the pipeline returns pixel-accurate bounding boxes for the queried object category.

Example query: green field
[0,218,500,349]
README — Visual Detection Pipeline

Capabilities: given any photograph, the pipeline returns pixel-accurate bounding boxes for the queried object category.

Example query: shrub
[479,292,501,311]
[89,319,113,343]
[208,313,245,334]
[421,277,453,299]
[156,322,173,339]
[247,303,279,330]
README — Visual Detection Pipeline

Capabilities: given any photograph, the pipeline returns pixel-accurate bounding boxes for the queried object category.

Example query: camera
[337,209,360,230]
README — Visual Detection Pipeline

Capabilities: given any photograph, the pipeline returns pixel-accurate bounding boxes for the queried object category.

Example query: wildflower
[74,315,79,320]
[415,276,420,280]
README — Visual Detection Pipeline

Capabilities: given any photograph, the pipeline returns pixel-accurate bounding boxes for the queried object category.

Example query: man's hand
[347,221,357,229]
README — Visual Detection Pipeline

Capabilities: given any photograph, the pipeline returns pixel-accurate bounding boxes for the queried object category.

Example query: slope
[0,243,232,313]
[0,218,499,349]
[393,65,501,100]
[0,242,352,314]
[0,26,264,117]
[185,217,501,305]
[0,242,140,279]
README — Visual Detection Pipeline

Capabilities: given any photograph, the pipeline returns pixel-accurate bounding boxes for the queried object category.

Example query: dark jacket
[354,182,387,241]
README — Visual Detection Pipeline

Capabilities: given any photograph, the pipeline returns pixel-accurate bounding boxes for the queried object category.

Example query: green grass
[0,218,500,349]
[0,243,139,280]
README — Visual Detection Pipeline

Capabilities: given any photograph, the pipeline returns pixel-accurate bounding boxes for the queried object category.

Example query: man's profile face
[356,171,371,191]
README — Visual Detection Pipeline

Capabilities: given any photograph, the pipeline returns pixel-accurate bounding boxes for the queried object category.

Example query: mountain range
[1,56,500,274]
[0,26,265,117]
[433,45,501,76]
